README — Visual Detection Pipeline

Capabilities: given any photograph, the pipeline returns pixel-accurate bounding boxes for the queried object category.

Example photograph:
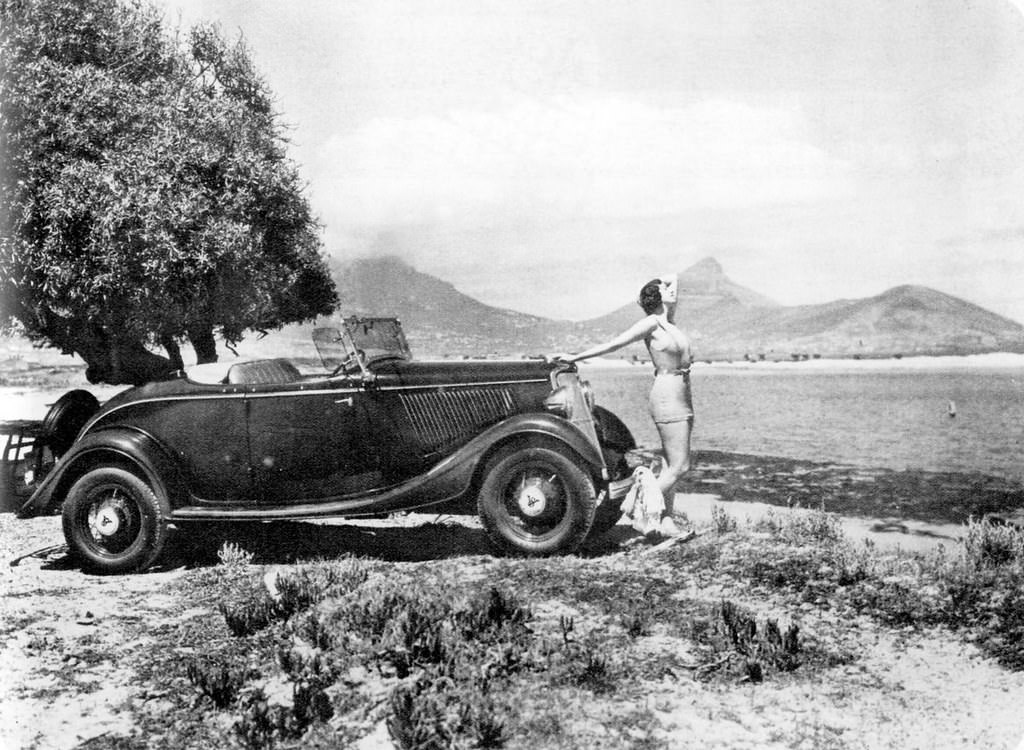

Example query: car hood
[377,358,556,387]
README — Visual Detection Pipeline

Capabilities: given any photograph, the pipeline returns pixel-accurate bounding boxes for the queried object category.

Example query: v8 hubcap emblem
[96,506,121,535]
[517,479,550,517]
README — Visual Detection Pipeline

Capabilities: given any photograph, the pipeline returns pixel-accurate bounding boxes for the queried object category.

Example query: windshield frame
[313,317,412,376]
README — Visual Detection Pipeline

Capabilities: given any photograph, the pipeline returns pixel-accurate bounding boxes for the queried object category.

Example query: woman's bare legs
[654,418,692,515]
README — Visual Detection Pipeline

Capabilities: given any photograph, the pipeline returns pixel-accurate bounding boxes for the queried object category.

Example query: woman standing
[555,275,693,529]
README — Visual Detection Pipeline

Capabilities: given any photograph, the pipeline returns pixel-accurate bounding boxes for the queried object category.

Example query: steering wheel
[332,350,366,376]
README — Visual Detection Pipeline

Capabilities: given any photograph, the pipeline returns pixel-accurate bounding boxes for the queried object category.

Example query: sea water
[584,359,1024,483]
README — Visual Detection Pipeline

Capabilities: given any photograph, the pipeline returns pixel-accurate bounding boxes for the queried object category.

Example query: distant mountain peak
[675,256,778,307]
[679,257,726,291]
[686,257,724,275]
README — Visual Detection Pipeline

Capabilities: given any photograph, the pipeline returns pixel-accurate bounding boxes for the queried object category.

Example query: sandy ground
[0,516,194,749]
[2,499,1024,750]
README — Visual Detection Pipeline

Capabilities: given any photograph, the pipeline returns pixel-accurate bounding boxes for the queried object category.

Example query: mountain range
[4,255,1021,367]
[306,255,1024,361]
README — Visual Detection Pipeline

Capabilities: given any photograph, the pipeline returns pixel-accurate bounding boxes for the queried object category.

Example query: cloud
[938,225,1024,248]
[312,96,851,230]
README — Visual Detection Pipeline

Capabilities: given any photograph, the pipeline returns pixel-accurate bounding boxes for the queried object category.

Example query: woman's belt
[654,367,690,376]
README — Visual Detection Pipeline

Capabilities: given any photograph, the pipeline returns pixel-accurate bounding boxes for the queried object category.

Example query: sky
[158,0,1024,323]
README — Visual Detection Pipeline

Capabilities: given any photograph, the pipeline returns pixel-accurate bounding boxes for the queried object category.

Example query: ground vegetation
[3,502,1023,748]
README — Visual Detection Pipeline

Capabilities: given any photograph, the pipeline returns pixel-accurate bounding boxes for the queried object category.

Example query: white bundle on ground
[619,465,665,536]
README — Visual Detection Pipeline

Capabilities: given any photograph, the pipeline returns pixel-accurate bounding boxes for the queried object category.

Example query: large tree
[0,0,337,384]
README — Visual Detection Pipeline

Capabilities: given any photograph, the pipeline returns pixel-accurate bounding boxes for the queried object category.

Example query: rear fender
[17,428,185,518]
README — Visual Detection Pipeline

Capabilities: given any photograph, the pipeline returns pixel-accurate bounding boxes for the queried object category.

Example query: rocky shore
[675,449,1024,527]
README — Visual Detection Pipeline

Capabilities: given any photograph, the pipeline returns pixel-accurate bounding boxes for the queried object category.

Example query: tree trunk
[188,326,218,364]
[77,340,177,386]
[161,335,184,371]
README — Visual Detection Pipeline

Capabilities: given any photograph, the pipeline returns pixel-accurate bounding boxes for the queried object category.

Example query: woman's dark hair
[638,279,663,315]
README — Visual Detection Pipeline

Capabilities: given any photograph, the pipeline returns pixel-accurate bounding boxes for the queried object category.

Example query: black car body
[17,318,636,573]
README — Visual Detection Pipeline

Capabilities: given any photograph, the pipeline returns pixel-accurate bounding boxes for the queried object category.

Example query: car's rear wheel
[477,443,596,556]
[62,468,167,574]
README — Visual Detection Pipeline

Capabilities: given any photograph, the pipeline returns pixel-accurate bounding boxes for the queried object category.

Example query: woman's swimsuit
[646,318,694,424]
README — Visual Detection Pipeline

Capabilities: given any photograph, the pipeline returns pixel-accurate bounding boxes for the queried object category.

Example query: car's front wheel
[477,443,596,556]
[62,468,167,574]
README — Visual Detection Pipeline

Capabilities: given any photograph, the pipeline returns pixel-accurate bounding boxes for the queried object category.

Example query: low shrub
[620,610,652,638]
[739,514,1024,670]
[219,593,277,638]
[711,505,738,534]
[456,586,531,638]
[716,600,800,680]
[565,644,617,694]
[387,684,451,750]
[233,688,286,750]
[186,658,255,708]
[961,517,1024,569]
[755,506,844,545]
[387,674,511,750]
[273,558,370,619]
[230,648,339,747]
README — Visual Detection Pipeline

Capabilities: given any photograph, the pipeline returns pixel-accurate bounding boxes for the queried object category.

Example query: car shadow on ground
[7,514,642,574]
[159,515,633,570]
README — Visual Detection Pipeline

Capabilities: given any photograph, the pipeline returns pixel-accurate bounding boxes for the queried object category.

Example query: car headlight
[543,385,573,418]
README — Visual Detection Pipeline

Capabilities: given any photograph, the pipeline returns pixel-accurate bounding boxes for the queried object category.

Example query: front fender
[374,411,610,512]
[405,412,610,515]
[17,427,185,518]
[470,412,607,475]
[592,405,637,454]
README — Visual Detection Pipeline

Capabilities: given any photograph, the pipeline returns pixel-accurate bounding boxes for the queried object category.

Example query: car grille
[400,387,517,451]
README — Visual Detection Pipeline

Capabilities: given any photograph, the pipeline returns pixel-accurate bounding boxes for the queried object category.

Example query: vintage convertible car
[15,317,636,573]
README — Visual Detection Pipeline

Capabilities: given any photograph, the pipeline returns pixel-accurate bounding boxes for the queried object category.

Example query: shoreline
[576,350,1024,370]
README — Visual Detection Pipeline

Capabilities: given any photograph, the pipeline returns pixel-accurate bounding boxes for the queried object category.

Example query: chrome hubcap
[94,503,122,536]
[86,489,133,547]
[515,474,556,518]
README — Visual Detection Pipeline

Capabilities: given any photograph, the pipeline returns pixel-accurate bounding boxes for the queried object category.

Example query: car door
[245,378,382,503]
[355,369,429,487]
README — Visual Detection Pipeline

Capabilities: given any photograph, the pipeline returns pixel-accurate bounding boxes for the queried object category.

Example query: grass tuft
[711,504,738,534]
[186,658,254,708]
[217,541,254,568]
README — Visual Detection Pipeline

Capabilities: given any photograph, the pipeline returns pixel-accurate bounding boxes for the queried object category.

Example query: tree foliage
[0,0,337,384]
